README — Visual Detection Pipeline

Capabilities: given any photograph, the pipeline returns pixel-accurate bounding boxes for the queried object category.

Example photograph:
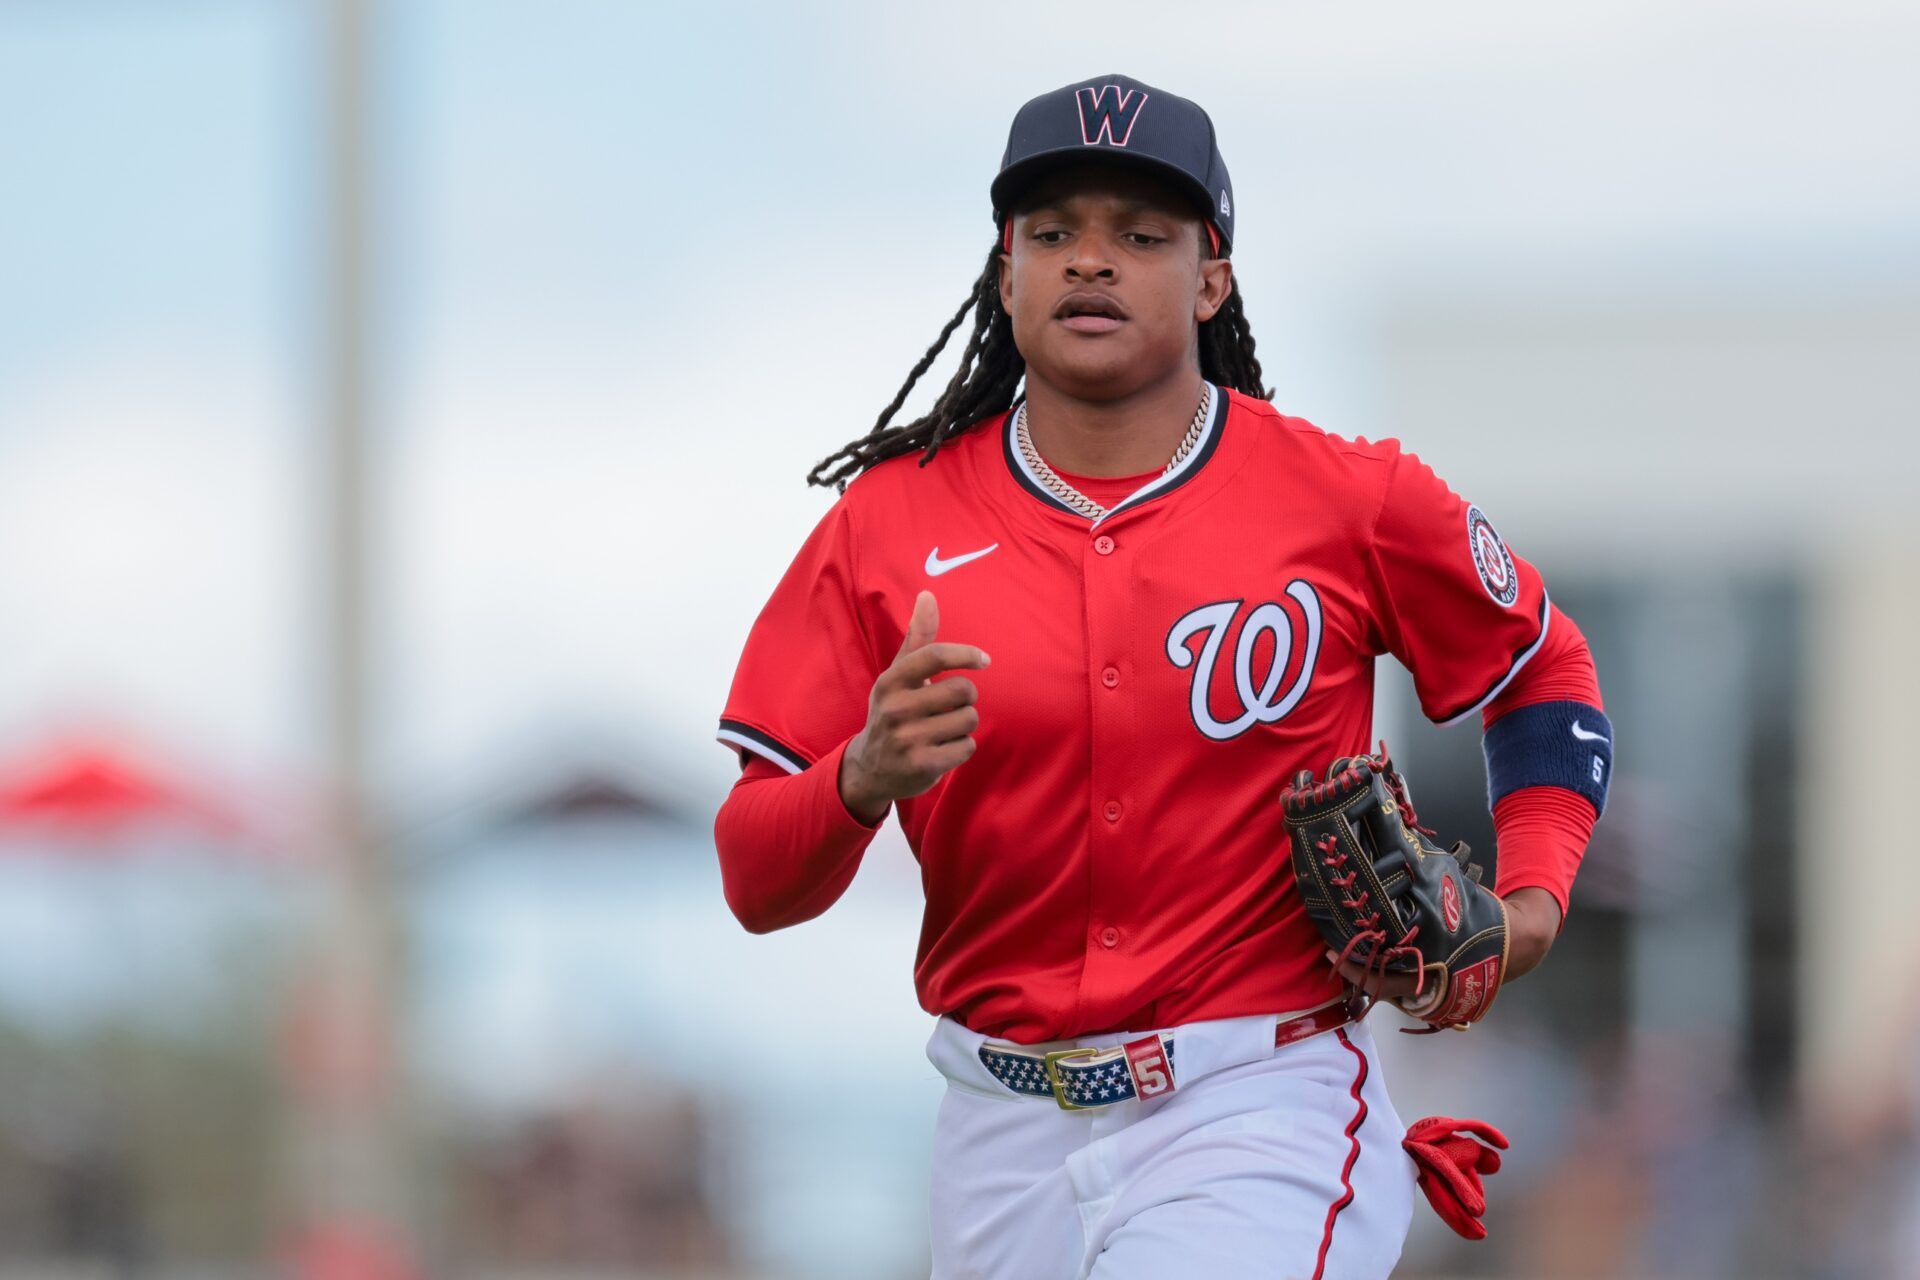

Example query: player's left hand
[1326,886,1562,997]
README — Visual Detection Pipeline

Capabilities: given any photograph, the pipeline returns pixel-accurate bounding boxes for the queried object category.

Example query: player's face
[998,166,1232,404]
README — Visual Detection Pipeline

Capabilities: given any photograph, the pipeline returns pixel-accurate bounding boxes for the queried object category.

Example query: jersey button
[1101,666,1120,688]
[1099,926,1121,949]
[1103,800,1122,823]
[1093,535,1115,555]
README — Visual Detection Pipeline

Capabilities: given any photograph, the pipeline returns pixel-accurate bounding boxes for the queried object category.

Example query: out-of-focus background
[2,1,1916,1277]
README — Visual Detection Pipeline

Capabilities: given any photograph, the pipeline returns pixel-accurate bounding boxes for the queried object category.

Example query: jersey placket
[983,387,1237,1030]
[1080,511,1140,1014]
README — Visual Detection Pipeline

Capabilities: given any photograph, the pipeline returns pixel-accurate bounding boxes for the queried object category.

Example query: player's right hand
[839,589,989,824]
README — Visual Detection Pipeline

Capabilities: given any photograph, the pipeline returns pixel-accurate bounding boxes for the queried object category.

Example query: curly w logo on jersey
[1077,84,1148,147]
[1166,584,1324,741]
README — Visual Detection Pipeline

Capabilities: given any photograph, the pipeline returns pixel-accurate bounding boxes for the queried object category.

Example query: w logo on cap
[1076,85,1148,147]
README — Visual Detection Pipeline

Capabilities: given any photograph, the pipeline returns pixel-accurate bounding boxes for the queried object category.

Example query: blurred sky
[2,0,1917,797]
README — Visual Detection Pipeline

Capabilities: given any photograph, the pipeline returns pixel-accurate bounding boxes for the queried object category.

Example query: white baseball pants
[924,1011,1416,1279]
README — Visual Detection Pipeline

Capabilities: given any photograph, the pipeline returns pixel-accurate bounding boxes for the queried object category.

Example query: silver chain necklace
[1014,382,1213,521]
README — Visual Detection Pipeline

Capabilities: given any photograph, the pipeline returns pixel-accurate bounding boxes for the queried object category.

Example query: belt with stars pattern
[976,1000,1359,1111]
[979,1037,1177,1108]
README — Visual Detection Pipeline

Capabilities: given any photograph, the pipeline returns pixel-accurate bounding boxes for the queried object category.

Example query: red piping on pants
[1310,1028,1369,1280]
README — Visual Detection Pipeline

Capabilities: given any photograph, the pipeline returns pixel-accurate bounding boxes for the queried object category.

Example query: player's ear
[997,223,1014,311]
[1195,255,1232,324]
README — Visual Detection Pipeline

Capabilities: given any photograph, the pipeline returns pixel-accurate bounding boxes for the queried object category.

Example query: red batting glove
[1401,1115,1509,1240]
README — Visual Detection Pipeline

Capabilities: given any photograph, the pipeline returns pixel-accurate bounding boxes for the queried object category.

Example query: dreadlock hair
[806,236,1273,492]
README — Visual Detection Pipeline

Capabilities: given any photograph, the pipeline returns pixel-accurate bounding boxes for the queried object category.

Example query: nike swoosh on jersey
[1570,720,1609,743]
[925,543,1000,576]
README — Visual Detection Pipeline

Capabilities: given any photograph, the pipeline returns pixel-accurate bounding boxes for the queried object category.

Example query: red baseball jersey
[717,385,1551,1042]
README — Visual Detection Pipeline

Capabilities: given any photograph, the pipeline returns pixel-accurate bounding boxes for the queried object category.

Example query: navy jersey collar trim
[1000,381,1226,525]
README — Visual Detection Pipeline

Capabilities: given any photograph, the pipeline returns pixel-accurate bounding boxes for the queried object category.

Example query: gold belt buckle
[1043,1046,1110,1111]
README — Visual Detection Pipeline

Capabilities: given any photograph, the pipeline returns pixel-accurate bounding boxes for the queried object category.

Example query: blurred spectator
[448,1079,731,1274]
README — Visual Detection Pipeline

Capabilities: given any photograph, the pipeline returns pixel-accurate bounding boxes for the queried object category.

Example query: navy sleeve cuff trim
[1436,593,1552,726]
[715,719,811,775]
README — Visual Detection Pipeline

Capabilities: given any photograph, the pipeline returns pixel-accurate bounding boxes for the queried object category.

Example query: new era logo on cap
[1076,85,1148,147]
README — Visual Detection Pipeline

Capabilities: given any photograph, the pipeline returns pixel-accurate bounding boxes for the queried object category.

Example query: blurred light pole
[286,0,416,1274]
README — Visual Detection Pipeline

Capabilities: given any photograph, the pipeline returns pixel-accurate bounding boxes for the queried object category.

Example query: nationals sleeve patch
[1466,506,1519,608]
[1359,446,1548,724]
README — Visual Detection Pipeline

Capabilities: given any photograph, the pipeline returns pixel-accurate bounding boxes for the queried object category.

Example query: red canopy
[0,742,249,847]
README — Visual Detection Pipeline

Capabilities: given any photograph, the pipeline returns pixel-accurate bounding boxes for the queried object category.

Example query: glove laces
[1317,827,1427,1016]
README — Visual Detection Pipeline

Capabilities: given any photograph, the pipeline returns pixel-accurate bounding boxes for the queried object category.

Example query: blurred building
[1376,291,1920,1278]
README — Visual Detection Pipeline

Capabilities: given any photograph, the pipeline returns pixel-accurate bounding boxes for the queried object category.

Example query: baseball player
[714,74,1611,1279]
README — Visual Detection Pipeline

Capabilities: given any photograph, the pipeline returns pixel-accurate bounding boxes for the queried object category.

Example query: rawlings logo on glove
[1279,744,1511,1031]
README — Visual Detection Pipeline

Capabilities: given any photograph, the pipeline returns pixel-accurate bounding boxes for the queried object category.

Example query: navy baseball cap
[991,74,1236,254]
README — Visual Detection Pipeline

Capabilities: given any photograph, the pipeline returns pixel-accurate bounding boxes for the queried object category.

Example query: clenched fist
[838,590,989,824]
